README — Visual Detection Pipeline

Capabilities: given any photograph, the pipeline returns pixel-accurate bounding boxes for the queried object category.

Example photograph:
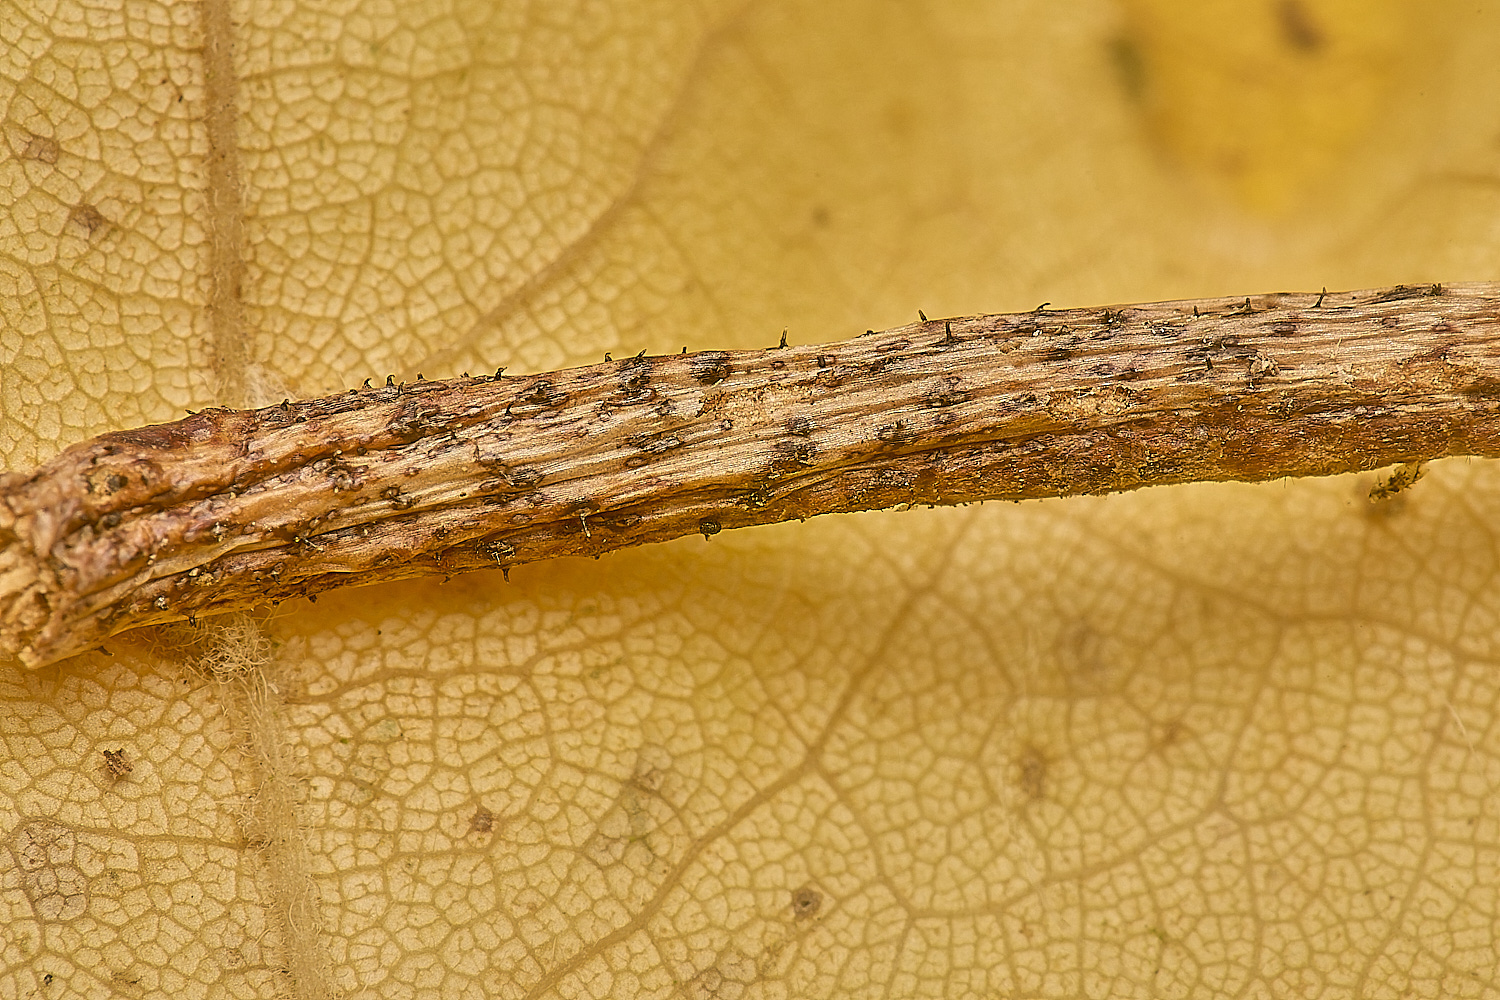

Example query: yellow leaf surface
[5,1,1500,997]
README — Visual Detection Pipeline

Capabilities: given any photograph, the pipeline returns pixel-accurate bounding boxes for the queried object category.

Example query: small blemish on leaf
[21,132,60,163]
[468,806,494,834]
[70,203,107,236]
[1276,0,1326,53]
[791,885,823,920]
[1016,744,1048,801]
[1107,34,1147,101]
[1149,719,1190,755]
[102,749,132,781]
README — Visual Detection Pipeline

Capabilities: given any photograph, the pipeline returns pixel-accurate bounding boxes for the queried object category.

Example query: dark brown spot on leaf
[102,749,132,780]
[469,806,495,834]
[70,204,107,235]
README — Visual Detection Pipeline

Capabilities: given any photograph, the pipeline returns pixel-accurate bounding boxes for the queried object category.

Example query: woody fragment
[2,283,1498,668]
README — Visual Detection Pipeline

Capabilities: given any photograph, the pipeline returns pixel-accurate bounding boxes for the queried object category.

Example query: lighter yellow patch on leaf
[1116,0,1448,214]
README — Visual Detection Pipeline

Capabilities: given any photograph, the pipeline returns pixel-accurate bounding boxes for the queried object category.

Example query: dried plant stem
[3,283,1499,667]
